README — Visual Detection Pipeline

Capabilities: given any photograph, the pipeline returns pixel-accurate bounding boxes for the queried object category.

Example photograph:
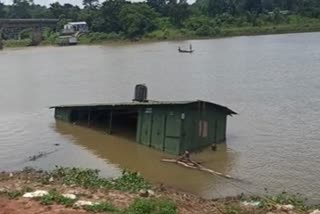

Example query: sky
[1,0,196,6]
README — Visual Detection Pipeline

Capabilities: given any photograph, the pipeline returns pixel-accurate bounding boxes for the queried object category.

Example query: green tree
[29,4,50,18]
[168,1,190,26]
[244,0,262,13]
[83,0,99,8]
[9,0,34,18]
[208,0,227,16]
[49,3,80,20]
[0,3,6,18]
[119,3,158,38]
[147,0,169,15]
[98,0,127,32]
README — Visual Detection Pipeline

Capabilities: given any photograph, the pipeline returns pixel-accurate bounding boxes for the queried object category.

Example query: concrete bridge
[0,19,59,46]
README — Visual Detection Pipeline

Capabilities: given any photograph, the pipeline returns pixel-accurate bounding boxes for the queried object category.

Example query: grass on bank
[0,167,316,214]
[41,166,151,192]
[122,198,177,214]
[40,190,77,206]
[3,39,32,48]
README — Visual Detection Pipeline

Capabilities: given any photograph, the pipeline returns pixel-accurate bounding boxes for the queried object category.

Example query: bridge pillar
[31,27,42,46]
[0,28,3,50]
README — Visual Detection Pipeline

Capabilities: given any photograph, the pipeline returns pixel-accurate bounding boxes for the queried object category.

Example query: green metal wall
[136,104,228,155]
[54,108,72,122]
[137,106,183,155]
[179,104,228,154]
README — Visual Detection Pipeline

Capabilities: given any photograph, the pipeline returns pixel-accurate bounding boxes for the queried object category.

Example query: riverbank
[2,23,320,49]
[0,167,318,214]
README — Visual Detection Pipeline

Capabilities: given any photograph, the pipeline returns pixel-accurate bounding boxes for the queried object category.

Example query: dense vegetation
[2,0,320,41]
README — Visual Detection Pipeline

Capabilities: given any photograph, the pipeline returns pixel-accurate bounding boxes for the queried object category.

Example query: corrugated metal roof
[50,100,237,115]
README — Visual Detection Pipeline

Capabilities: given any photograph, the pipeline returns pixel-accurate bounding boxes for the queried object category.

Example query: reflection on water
[54,120,237,198]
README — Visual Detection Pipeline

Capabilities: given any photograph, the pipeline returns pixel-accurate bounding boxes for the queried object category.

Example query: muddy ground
[0,169,317,214]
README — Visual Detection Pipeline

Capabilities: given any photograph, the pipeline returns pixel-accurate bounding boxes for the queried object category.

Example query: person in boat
[178,46,181,52]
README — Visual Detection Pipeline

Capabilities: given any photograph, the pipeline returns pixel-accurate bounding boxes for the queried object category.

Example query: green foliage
[79,32,123,44]
[46,167,150,192]
[119,3,158,39]
[147,0,168,16]
[4,39,32,47]
[168,1,190,27]
[97,0,127,33]
[42,28,59,44]
[2,0,320,44]
[185,15,220,36]
[22,187,34,193]
[48,167,109,188]
[49,2,81,21]
[124,198,177,214]
[267,192,308,210]
[145,28,194,40]
[84,202,117,212]
[40,190,77,206]
[5,190,23,199]
[244,192,308,211]
[0,186,36,199]
[0,3,7,18]
[225,205,247,214]
[19,28,33,39]
[112,170,151,192]
[83,0,99,8]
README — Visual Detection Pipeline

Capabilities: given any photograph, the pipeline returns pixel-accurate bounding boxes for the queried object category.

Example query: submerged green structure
[51,100,236,155]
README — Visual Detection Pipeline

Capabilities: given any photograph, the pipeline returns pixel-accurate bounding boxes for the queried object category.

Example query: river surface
[0,32,320,202]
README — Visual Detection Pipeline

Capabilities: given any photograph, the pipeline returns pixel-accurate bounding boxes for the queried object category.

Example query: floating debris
[28,150,58,161]
[23,190,49,198]
[310,209,320,214]
[74,200,95,207]
[62,193,77,200]
[241,200,261,207]
[275,204,294,211]
[139,189,148,197]
[147,189,155,197]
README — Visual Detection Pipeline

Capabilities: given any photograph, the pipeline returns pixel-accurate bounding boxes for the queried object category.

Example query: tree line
[1,0,320,39]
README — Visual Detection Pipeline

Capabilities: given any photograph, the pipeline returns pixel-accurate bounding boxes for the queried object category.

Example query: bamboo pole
[161,158,232,179]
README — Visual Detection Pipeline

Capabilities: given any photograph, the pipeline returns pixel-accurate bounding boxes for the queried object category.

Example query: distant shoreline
[2,24,320,49]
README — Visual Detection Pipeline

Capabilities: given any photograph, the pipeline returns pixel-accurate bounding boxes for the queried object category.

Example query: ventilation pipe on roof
[133,84,148,102]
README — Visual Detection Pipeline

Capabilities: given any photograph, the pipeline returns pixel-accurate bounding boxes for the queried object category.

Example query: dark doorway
[69,107,138,140]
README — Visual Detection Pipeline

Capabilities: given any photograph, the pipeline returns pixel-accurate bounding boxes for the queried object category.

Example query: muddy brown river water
[0,33,320,201]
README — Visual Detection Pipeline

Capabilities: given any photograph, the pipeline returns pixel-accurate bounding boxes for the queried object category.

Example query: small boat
[178,44,194,53]
[178,48,194,53]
